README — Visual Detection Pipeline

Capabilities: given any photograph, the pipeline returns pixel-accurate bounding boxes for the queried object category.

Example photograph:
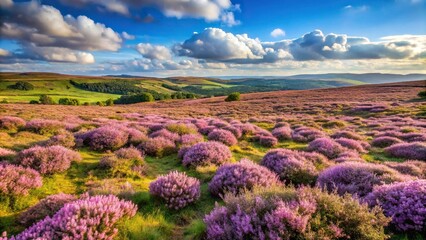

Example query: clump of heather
[100,147,144,177]
[222,126,242,139]
[0,147,16,161]
[207,129,238,146]
[199,126,217,135]
[334,151,364,163]
[0,116,26,131]
[261,149,319,185]
[25,119,64,135]
[307,137,345,159]
[149,129,180,142]
[16,145,81,175]
[85,126,129,151]
[384,160,426,178]
[11,195,137,239]
[272,126,292,141]
[179,133,204,146]
[18,193,77,227]
[335,138,369,153]
[182,141,232,167]
[149,171,200,210]
[86,180,135,200]
[352,104,388,113]
[291,126,325,142]
[113,146,143,160]
[165,123,198,135]
[365,180,426,232]
[258,135,278,147]
[209,159,280,196]
[385,142,426,160]
[139,137,176,157]
[317,162,408,197]
[0,163,42,196]
[42,130,75,148]
[126,128,147,145]
[400,132,426,143]
[371,136,403,148]
[204,186,389,239]
[331,131,363,140]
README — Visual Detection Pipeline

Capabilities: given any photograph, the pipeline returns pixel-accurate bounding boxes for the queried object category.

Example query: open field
[0,80,425,239]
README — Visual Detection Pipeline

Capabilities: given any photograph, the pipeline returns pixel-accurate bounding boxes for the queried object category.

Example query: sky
[0,0,425,77]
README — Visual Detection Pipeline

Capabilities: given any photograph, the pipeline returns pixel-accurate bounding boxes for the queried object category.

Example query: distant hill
[286,73,426,83]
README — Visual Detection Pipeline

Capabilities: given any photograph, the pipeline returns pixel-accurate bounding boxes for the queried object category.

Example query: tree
[225,92,240,102]
[418,91,426,98]
[105,98,114,106]
[39,95,55,105]
[8,81,34,91]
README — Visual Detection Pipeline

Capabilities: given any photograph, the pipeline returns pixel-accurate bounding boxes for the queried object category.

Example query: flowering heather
[258,135,278,147]
[179,133,204,146]
[335,138,369,153]
[208,159,280,196]
[165,123,198,135]
[25,119,65,135]
[307,138,345,159]
[365,180,426,232]
[17,145,81,175]
[333,151,364,163]
[0,116,26,131]
[274,121,290,128]
[261,149,319,185]
[291,127,325,143]
[0,163,42,196]
[204,186,389,239]
[86,180,135,200]
[86,126,129,151]
[272,126,292,141]
[371,136,403,148]
[384,161,426,178]
[400,132,426,143]
[385,142,426,160]
[18,193,77,227]
[351,104,388,113]
[234,123,257,136]
[0,147,16,161]
[331,131,363,140]
[126,128,147,145]
[149,129,180,142]
[114,146,143,160]
[149,171,200,210]
[182,141,232,167]
[317,162,408,197]
[42,130,76,148]
[177,146,190,160]
[139,137,176,157]
[199,126,217,135]
[207,129,238,146]
[148,123,164,132]
[11,195,137,240]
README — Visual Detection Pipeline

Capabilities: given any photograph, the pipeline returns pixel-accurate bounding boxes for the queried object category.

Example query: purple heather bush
[317,162,408,197]
[261,149,319,185]
[86,180,135,200]
[0,116,26,131]
[331,131,363,140]
[307,138,345,159]
[291,127,325,143]
[335,138,369,153]
[99,147,144,177]
[0,163,42,196]
[384,161,426,178]
[371,136,403,148]
[42,130,76,148]
[10,195,137,240]
[18,193,77,227]
[333,151,364,163]
[0,147,16,161]
[207,129,238,146]
[17,145,81,175]
[179,134,204,147]
[126,128,147,145]
[272,126,292,141]
[165,123,198,135]
[149,171,200,210]
[222,126,243,139]
[149,129,180,142]
[182,141,232,167]
[352,104,388,113]
[85,126,129,151]
[258,135,278,147]
[204,186,389,239]
[139,137,176,157]
[25,119,65,135]
[208,159,280,196]
[385,142,426,160]
[113,146,143,160]
[400,133,426,142]
[199,126,217,135]
[365,180,426,232]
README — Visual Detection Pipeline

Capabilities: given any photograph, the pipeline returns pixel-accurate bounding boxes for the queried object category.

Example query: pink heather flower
[0,163,42,196]
[149,129,180,142]
[0,147,16,160]
[272,126,292,141]
[307,138,345,159]
[291,127,325,143]
[42,130,76,148]
[25,119,65,135]
[258,136,278,147]
[335,138,369,153]
[179,134,204,147]
[139,137,176,157]
[182,141,232,167]
[85,126,129,151]
[208,129,238,146]
[371,136,403,148]
[149,171,200,210]
[17,145,81,175]
[0,116,26,131]
[385,142,426,160]
[331,131,363,141]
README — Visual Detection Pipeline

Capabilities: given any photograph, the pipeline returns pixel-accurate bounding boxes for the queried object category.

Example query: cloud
[136,43,172,60]
[122,32,135,40]
[0,48,11,57]
[22,44,95,64]
[271,28,285,38]
[0,0,122,63]
[221,12,240,27]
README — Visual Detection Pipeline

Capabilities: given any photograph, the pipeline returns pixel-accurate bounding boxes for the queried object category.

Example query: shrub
[222,126,242,139]
[179,134,204,147]
[291,127,325,143]
[272,126,292,141]
[11,195,137,239]
[258,135,278,147]
[365,180,426,232]
[165,123,198,135]
[25,119,64,135]
[307,137,345,159]
[149,129,180,142]
[42,130,75,148]
[225,92,240,102]
[18,193,77,227]
[17,145,81,175]
[86,180,135,200]
[105,98,114,106]
[0,163,42,196]
[207,129,238,146]
[209,159,280,196]
[385,142,426,160]
[8,81,34,91]
[384,160,426,178]
[0,116,26,131]
[418,90,426,98]
[182,141,232,167]
[114,146,143,160]
[139,137,176,157]
[114,93,155,104]
[100,147,144,177]
[261,149,319,185]
[58,98,80,106]
[371,136,403,148]
[39,95,55,105]
[29,100,39,104]
[322,120,346,128]
[86,126,129,151]
[331,131,363,140]
[333,151,364,163]
[0,147,16,161]
[204,186,389,239]
[335,138,368,153]
[149,171,200,210]
[317,162,408,197]
[126,128,147,145]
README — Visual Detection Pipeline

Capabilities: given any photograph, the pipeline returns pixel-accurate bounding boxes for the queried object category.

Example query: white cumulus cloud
[271,28,285,38]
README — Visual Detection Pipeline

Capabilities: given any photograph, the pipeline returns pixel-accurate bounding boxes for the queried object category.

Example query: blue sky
[0,0,425,76]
